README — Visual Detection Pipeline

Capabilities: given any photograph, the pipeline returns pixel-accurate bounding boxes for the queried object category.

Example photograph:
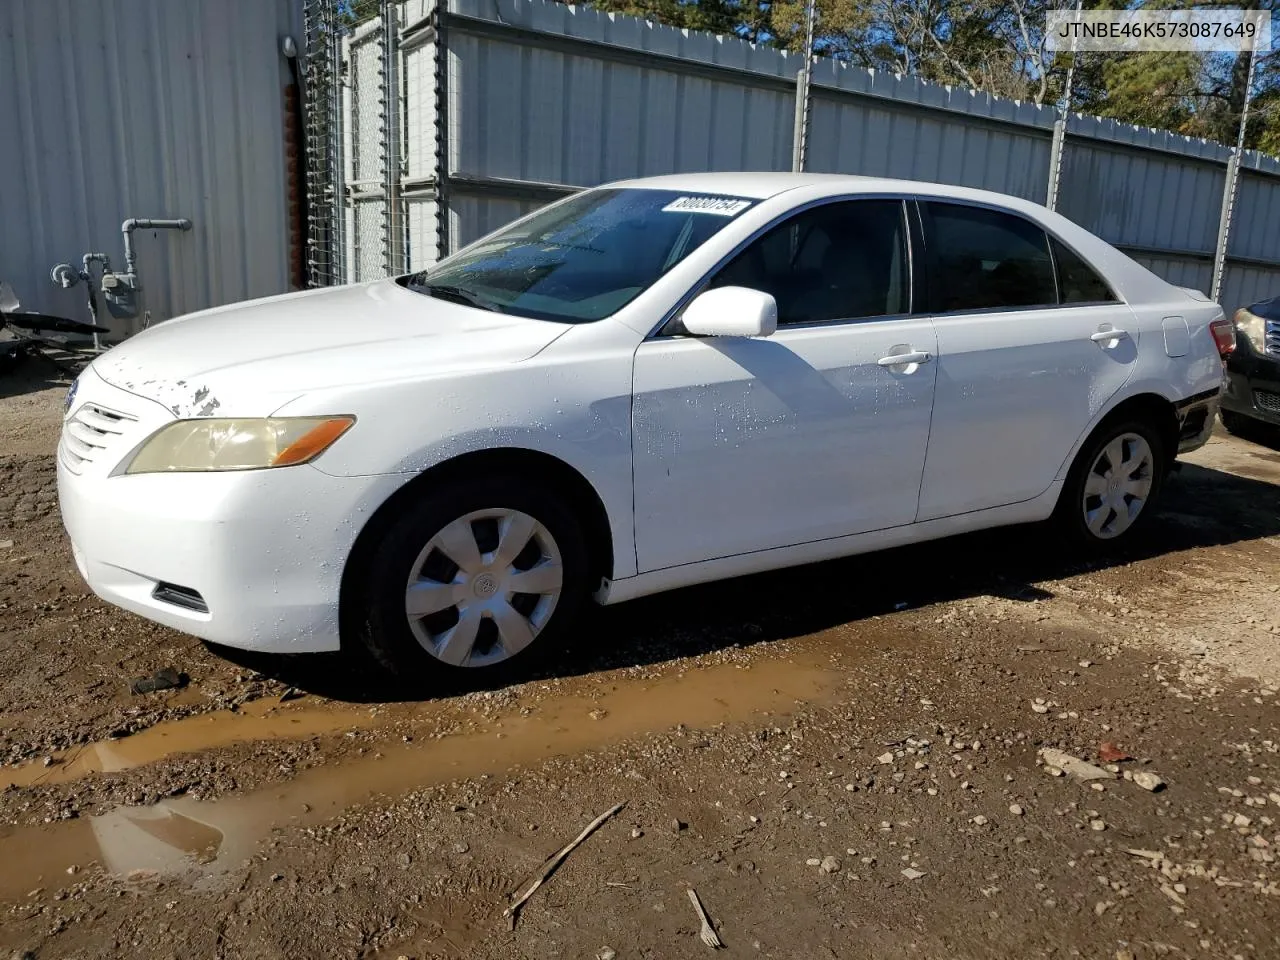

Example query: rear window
[926,202,1057,311]
[1051,237,1117,303]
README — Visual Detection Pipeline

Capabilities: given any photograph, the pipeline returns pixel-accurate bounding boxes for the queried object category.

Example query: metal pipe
[121,218,192,276]
[79,254,112,352]
[81,253,111,275]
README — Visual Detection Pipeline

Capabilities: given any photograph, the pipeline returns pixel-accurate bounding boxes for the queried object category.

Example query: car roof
[606,172,1038,208]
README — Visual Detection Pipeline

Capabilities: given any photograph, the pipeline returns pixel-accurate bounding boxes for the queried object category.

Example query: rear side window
[925,202,1056,311]
[1051,237,1116,303]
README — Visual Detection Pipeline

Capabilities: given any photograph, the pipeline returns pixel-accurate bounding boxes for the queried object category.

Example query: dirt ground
[2,356,1280,960]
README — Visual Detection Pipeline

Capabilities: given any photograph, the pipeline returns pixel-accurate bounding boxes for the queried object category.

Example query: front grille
[59,402,138,473]
[1256,390,1280,415]
[1267,318,1280,358]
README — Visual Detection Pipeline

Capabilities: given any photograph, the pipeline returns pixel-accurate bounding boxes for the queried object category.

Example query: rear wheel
[355,474,590,685]
[1055,418,1167,549]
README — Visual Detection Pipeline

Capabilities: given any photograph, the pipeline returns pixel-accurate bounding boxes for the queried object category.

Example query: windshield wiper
[412,281,504,313]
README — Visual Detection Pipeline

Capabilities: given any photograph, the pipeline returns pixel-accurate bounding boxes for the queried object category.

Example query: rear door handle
[878,350,932,366]
[1090,328,1130,343]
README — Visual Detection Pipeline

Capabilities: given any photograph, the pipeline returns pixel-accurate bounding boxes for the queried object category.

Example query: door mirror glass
[681,286,778,338]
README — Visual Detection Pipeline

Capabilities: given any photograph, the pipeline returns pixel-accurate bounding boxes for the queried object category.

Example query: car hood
[90,280,571,417]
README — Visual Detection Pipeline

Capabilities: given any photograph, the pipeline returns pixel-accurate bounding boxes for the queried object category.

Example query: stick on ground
[504,801,626,925]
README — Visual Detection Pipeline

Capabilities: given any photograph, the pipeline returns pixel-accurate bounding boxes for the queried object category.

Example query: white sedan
[58,173,1230,680]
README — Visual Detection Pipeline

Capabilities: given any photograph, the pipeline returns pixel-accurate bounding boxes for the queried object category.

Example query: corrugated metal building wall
[0,0,301,337]
[343,0,1280,319]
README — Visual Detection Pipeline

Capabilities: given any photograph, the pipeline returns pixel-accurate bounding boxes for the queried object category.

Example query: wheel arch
[338,447,617,647]
[1055,389,1181,486]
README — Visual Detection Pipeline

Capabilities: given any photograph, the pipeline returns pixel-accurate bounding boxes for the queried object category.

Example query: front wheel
[1220,409,1250,436]
[1055,418,1167,548]
[354,475,590,685]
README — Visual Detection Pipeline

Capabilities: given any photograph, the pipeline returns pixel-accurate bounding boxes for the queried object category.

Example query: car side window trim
[916,196,1125,317]
[647,193,917,340]
[907,199,930,319]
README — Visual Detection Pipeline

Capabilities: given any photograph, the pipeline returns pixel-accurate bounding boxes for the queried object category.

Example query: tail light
[1210,316,1236,357]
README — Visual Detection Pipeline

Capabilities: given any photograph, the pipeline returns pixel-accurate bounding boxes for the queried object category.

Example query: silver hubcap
[1082,432,1155,540]
[404,508,562,668]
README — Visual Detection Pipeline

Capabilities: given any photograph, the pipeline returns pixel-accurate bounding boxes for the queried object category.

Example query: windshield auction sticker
[661,196,753,216]
[1047,9,1270,53]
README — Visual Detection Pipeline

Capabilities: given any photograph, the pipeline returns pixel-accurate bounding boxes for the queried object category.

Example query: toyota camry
[58,173,1230,681]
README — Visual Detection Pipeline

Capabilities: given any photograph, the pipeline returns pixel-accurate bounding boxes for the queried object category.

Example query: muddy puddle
[0,654,838,901]
[0,701,377,790]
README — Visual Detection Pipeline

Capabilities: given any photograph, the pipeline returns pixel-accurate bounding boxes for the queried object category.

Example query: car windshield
[398,188,758,322]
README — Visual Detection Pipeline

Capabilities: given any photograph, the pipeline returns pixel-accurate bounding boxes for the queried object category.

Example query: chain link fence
[303,0,409,287]
[301,0,346,287]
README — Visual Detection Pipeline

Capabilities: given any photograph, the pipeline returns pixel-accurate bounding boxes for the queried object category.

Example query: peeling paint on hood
[90,280,572,417]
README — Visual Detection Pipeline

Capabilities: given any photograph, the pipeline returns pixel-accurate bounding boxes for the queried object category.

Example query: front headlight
[1235,308,1268,354]
[123,416,355,475]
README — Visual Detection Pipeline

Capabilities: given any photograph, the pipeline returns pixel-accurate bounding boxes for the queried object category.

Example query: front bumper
[1222,342,1280,427]
[57,370,407,653]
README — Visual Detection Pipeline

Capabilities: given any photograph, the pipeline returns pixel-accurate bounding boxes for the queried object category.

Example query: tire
[1220,409,1249,436]
[1054,417,1167,549]
[354,473,590,686]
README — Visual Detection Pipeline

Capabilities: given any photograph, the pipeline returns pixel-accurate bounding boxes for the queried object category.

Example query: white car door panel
[632,318,938,572]
[914,200,1141,520]
[916,305,1139,520]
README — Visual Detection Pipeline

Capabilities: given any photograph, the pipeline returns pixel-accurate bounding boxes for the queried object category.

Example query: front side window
[400,189,757,322]
[708,200,909,325]
[925,202,1056,311]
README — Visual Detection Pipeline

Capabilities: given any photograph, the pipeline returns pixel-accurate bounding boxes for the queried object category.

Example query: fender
[1052,377,1183,483]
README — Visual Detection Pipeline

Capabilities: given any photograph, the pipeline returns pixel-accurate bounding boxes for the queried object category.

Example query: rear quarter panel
[1053,295,1224,482]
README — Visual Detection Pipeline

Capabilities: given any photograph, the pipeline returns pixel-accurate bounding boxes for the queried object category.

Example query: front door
[631,198,938,573]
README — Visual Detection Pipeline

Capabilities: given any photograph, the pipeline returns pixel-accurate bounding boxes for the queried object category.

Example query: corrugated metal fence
[1,0,302,338]
[309,0,1280,317]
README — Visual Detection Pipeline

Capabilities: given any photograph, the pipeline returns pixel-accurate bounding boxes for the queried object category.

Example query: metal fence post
[1045,119,1066,212]
[1046,0,1081,212]
[434,2,452,262]
[382,0,403,276]
[1212,48,1258,304]
[790,0,816,173]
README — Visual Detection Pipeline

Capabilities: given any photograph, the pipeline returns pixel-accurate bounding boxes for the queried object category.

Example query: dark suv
[1222,295,1280,432]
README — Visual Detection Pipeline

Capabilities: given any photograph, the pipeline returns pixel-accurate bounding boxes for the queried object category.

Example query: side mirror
[681,286,778,338]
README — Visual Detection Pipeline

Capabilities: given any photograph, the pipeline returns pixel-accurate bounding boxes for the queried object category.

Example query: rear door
[915,200,1140,520]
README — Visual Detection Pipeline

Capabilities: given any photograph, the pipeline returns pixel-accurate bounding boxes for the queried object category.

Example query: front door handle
[878,350,933,366]
[1090,328,1130,344]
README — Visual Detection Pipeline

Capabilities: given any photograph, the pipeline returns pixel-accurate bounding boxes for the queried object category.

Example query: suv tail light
[1210,316,1236,357]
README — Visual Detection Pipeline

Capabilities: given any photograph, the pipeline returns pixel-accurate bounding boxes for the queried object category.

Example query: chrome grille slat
[1265,318,1280,358]
[59,400,141,474]
[63,429,101,457]
[76,405,132,433]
